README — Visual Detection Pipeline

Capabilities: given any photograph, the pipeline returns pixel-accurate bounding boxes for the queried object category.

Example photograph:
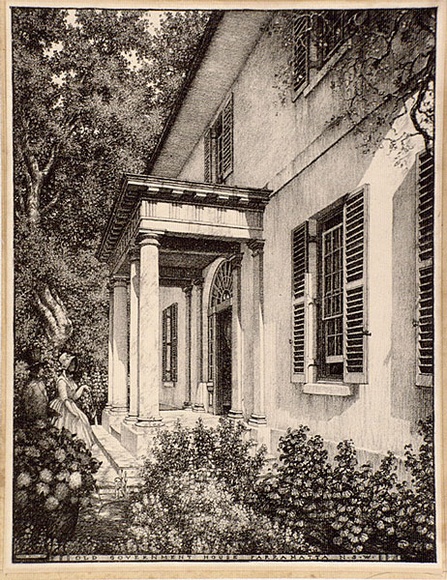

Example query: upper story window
[292,10,359,94]
[292,188,368,386]
[204,94,233,184]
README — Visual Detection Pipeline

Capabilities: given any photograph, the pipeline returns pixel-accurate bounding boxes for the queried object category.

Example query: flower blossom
[54,449,66,463]
[39,468,53,483]
[36,482,50,496]
[54,482,69,500]
[17,472,32,488]
[68,471,83,490]
[45,496,60,511]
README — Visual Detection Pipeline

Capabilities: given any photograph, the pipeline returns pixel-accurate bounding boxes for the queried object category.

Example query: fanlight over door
[208,259,234,414]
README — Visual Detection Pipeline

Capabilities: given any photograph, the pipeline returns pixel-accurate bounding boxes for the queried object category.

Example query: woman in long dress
[50,352,94,449]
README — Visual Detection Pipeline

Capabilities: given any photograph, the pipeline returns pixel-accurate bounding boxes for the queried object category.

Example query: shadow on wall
[390,163,434,433]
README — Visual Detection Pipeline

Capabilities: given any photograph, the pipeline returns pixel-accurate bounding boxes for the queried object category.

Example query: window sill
[163,381,176,388]
[302,383,353,397]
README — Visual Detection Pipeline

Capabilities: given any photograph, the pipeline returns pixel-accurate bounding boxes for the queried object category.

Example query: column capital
[229,253,244,269]
[247,239,265,257]
[183,284,193,297]
[111,275,128,288]
[138,232,161,248]
[193,277,204,289]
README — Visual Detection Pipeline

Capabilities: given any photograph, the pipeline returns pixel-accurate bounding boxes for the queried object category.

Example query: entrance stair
[92,425,142,499]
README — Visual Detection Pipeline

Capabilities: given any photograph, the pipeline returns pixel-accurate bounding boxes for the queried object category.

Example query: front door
[216,307,232,415]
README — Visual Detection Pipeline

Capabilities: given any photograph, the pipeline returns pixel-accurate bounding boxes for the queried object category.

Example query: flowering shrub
[129,468,310,555]
[76,369,108,423]
[127,418,312,554]
[13,419,100,557]
[141,417,266,504]
[257,417,435,560]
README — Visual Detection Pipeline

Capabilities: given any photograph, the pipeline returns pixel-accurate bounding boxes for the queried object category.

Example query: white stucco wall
[177,18,434,456]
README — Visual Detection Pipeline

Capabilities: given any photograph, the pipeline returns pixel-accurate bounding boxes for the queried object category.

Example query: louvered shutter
[221,95,233,177]
[204,128,212,183]
[343,188,368,383]
[171,303,178,382]
[162,307,168,382]
[416,152,434,387]
[292,13,309,92]
[292,222,309,381]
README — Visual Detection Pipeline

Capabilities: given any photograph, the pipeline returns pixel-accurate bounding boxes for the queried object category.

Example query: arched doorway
[208,260,234,415]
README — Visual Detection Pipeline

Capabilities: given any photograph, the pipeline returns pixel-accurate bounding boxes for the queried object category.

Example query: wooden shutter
[416,152,434,386]
[292,222,309,380]
[343,188,368,383]
[292,13,309,93]
[162,307,168,381]
[208,314,215,381]
[204,128,212,183]
[171,303,178,382]
[221,94,233,177]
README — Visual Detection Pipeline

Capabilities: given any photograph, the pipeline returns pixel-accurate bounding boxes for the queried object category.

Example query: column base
[123,414,138,424]
[183,401,193,410]
[193,404,205,413]
[227,409,244,421]
[248,413,267,426]
[110,406,128,415]
[135,417,163,428]
[102,407,127,438]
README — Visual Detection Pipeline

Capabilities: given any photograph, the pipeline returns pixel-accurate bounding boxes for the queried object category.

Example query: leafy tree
[12,8,209,369]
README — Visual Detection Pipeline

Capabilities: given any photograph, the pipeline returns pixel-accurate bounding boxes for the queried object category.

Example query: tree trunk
[35,285,73,349]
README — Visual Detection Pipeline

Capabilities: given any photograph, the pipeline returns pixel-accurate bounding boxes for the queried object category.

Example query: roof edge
[146,11,224,174]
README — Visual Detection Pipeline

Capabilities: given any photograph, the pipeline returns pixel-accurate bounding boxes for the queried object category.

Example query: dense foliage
[140,418,266,505]
[13,8,209,376]
[13,419,100,558]
[257,416,435,560]
[127,418,310,555]
[120,417,435,559]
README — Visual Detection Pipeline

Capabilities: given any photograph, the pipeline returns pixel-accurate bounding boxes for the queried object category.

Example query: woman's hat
[59,352,76,370]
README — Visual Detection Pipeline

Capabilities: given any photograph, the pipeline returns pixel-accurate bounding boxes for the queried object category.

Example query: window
[292,14,310,93]
[321,212,344,378]
[292,10,359,93]
[416,151,434,387]
[318,10,350,64]
[292,188,368,385]
[204,94,233,183]
[162,303,178,383]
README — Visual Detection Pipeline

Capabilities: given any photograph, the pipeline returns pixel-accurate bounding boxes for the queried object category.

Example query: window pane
[322,220,343,362]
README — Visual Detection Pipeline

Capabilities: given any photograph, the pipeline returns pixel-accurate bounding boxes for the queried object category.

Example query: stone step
[97,483,139,501]
[92,425,143,486]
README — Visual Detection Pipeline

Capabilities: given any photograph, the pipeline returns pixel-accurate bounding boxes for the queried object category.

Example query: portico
[98,174,270,456]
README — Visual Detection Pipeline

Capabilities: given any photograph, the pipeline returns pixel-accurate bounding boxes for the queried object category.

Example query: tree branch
[41,192,61,215]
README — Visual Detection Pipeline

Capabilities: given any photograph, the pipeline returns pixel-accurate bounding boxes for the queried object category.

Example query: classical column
[105,284,114,411]
[193,278,205,412]
[183,284,193,409]
[228,254,244,420]
[137,233,162,425]
[111,275,128,414]
[125,248,140,424]
[248,240,267,426]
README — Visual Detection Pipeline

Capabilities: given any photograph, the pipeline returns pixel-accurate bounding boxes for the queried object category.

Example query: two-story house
[98,9,437,462]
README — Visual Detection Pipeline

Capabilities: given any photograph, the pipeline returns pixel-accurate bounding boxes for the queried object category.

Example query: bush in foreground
[257,416,435,560]
[13,419,100,557]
